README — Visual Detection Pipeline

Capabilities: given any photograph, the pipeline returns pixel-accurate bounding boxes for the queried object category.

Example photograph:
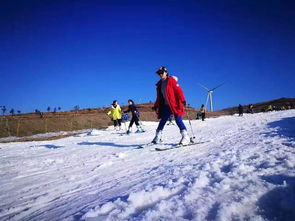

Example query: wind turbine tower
[199,83,225,112]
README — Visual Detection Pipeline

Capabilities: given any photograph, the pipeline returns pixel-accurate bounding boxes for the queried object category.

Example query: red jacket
[154,76,186,119]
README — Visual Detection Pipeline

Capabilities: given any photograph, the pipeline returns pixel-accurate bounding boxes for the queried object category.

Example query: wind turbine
[199,83,225,112]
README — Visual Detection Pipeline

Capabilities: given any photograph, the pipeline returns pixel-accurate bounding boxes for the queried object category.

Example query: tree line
[0,105,83,116]
[0,106,21,115]
[0,105,61,116]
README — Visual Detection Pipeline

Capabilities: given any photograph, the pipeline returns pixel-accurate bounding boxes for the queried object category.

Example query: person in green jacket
[107,100,122,130]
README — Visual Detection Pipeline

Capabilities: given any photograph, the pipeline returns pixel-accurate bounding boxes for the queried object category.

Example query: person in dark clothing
[238,104,244,116]
[248,104,254,114]
[124,99,144,134]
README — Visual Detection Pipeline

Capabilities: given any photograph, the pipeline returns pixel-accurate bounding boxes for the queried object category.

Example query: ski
[135,143,155,149]
[136,140,209,150]
[155,141,209,151]
[120,130,146,136]
[136,142,172,149]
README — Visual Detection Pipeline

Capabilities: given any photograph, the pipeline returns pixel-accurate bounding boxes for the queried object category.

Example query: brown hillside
[221,97,295,114]
[0,103,196,139]
[0,97,294,139]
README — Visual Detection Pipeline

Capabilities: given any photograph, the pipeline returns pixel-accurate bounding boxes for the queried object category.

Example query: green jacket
[107,105,122,120]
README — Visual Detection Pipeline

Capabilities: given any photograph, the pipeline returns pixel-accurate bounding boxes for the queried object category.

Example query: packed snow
[0,129,91,143]
[0,110,294,221]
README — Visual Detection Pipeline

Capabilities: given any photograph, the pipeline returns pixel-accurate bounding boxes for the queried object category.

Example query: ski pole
[123,120,127,132]
[138,120,146,132]
[135,111,145,132]
[122,114,128,133]
[185,106,196,143]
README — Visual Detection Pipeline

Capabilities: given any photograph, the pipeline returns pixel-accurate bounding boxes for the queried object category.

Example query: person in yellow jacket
[267,104,273,112]
[200,104,206,121]
[107,100,122,130]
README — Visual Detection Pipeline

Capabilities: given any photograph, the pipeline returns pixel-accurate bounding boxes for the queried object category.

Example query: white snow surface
[0,110,294,221]
[0,129,91,142]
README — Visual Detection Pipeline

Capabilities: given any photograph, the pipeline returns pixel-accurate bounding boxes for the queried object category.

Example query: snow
[0,110,294,221]
[0,129,91,142]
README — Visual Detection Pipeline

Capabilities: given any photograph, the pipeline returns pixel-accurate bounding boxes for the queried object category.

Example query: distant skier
[267,104,273,112]
[248,104,254,114]
[152,66,190,145]
[238,104,243,116]
[107,100,122,130]
[200,104,206,121]
[124,99,144,134]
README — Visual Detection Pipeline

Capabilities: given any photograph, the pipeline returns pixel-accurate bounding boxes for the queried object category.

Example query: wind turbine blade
[210,92,213,112]
[198,83,210,91]
[211,82,225,91]
[205,93,210,108]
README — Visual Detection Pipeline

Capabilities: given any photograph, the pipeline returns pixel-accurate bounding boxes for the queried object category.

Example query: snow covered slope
[0,110,294,221]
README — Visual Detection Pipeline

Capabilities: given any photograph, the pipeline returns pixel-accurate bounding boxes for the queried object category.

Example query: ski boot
[152,130,162,144]
[135,126,143,133]
[179,130,190,145]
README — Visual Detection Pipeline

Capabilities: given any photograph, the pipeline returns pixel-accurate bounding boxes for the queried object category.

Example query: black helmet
[128,99,134,104]
[156,66,168,75]
[112,100,117,105]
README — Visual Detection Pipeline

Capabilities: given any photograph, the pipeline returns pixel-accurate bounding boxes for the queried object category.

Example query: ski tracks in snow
[81,112,295,220]
[0,111,294,220]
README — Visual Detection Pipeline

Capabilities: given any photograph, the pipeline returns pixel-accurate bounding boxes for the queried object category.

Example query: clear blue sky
[1,0,294,113]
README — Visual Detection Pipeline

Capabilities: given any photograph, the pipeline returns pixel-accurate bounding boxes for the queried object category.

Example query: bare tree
[1,106,6,115]
[10,108,15,115]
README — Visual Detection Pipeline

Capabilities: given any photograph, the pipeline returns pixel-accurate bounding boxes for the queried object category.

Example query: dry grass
[1,98,294,141]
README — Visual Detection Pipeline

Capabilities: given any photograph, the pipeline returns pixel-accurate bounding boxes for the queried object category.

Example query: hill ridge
[0,97,294,139]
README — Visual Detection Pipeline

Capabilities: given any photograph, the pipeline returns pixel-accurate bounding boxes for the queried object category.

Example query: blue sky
[1,0,294,113]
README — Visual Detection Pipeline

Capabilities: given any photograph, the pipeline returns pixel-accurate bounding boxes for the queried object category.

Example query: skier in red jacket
[152,66,190,145]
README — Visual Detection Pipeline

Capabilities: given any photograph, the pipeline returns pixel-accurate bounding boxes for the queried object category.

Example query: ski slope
[0,110,294,221]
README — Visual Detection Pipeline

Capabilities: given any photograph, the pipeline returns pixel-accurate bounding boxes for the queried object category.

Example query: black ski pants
[129,116,139,128]
[113,119,122,127]
[201,113,205,121]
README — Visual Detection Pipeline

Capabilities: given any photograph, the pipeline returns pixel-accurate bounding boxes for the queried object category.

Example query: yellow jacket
[200,106,206,113]
[107,105,122,120]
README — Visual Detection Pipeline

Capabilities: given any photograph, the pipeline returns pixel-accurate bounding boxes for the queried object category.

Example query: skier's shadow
[36,144,64,149]
[257,174,295,220]
[266,117,295,141]
[77,142,138,148]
